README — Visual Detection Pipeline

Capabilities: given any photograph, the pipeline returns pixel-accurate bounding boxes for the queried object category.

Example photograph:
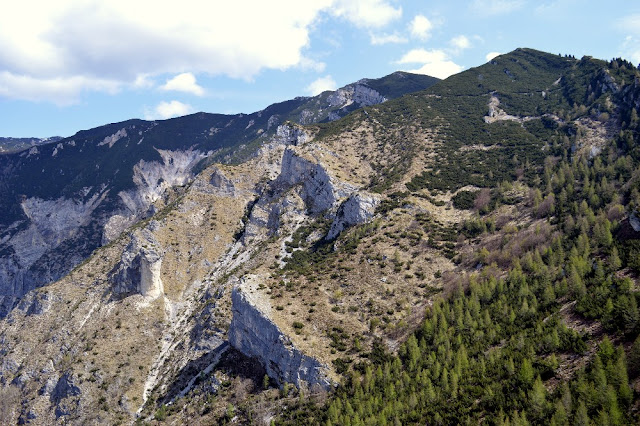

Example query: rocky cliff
[326,193,380,240]
[228,277,331,389]
[0,146,203,318]
[0,99,421,422]
[110,225,164,299]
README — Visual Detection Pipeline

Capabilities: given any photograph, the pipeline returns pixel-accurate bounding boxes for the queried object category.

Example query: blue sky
[1,0,639,137]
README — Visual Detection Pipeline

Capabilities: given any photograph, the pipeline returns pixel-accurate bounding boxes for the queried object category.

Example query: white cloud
[407,62,464,80]
[306,75,337,95]
[398,49,448,65]
[298,57,327,72]
[160,73,205,96]
[144,100,194,120]
[133,74,154,89]
[370,32,408,45]
[0,0,400,103]
[0,71,120,105]
[397,49,463,79]
[486,51,502,61]
[409,15,433,40]
[619,14,640,36]
[450,35,471,51]
[471,0,525,16]
[620,36,640,65]
[332,0,402,28]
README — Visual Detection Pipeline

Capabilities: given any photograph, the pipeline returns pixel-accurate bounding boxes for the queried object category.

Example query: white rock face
[208,168,236,197]
[244,147,355,243]
[276,148,340,214]
[352,84,386,106]
[326,84,386,110]
[130,148,208,208]
[102,214,136,243]
[0,191,108,315]
[0,147,208,313]
[327,193,380,240]
[98,128,127,148]
[16,193,107,264]
[110,227,164,299]
[274,124,309,147]
[104,148,208,243]
[244,191,306,242]
[139,253,164,299]
[51,143,63,157]
[267,115,280,130]
[228,280,331,389]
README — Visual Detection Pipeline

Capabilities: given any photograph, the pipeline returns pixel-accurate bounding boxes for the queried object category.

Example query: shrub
[453,190,478,209]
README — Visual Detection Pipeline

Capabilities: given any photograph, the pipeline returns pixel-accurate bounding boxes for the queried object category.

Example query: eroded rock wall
[327,193,380,240]
[228,282,331,389]
[110,225,164,299]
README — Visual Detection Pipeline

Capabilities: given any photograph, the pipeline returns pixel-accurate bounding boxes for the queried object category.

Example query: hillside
[0,48,639,425]
[0,71,438,319]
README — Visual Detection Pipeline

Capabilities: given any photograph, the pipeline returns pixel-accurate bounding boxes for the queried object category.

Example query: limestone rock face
[110,226,164,298]
[208,168,236,197]
[276,148,338,214]
[244,146,354,243]
[227,282,331,389]
[244,145,360,245]
[50,372,81,404]
[104,148,209,243]
[274,124,309,147]
[327,193,380,240]
[352,83,387,106]
[0,147,205,317]
[16,290,55,316]
[0,191,108,317]
[50,372,81,419]
[327,83,386,110]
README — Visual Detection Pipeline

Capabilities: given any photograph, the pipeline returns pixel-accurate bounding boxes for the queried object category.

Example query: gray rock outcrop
[209,168,236,197]
[0,191,108,317]
[227,282,331,389]
[110,227,164,298]
[274,124,309,147]
[275,148,339,214]
[327,193,380,240]
[50,372,81,419]
[104,148,209,243]
[352,83,387,106]
[50,372,80,404]
[326,83,386,110]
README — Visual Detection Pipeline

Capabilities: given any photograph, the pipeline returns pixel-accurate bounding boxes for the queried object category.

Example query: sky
[1,0,639,138]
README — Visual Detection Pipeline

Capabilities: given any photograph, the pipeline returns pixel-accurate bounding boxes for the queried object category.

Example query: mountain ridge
[0,70,439,318]
[0,48,639,424]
